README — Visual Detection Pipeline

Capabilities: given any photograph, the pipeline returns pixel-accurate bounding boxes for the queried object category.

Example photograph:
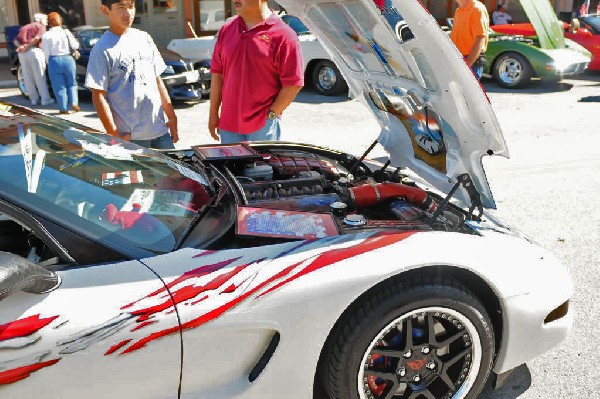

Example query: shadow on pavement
[294,88,349,104]
[482,78,574,94]
[579,95,600,102]
[479,364,532,399]
[314,364,532,399]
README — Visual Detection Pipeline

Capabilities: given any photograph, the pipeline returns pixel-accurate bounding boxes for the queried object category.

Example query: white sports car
[0,1,572,399]
[168,14,349,96]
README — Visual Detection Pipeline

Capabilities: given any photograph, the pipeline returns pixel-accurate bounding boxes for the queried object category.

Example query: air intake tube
[347,182,438,214]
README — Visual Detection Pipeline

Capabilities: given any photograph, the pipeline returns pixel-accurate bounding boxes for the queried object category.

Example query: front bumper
[493,254,573,374]
[162,69,211,102]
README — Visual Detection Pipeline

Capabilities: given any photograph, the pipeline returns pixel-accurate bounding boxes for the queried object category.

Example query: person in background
[14,13,54,106]
[208,0,304,144]
[41,12,80,114]
[450,0,490,80]
[492,4,513,25]
[85,0,179,149]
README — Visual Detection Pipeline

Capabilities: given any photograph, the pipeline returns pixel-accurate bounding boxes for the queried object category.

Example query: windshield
[581,15,600,34]
[0,105,212,255]
[75,28,105,49]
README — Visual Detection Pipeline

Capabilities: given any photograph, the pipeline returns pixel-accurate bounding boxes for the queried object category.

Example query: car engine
[183,144,475,244]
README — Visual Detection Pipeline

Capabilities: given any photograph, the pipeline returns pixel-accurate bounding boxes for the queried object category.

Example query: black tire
[321,276,495,399]
[311,60,347,96]
[492,52,533,89]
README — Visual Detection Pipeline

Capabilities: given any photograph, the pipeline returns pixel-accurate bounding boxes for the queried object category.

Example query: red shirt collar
[236,12,279,32]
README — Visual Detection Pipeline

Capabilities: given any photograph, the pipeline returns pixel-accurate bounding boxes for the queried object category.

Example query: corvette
[0,1,572,399]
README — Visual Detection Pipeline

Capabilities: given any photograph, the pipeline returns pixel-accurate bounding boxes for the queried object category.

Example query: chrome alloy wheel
[318,65,338,91]
[357,307,482,399]
[496,57,523,86]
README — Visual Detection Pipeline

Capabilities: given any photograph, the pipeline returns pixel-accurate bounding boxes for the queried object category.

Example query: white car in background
[167,14,349,96]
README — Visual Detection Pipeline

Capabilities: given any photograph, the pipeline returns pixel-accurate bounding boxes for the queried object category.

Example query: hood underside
[277,0,509,209]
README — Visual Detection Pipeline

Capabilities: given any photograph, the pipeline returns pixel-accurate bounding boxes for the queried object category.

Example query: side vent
[248,332,280,382]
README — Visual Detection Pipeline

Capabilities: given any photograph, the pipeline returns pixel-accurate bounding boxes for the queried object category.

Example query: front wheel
[321,277,495,399]
[311,60,347,96]
[492,52,533,89]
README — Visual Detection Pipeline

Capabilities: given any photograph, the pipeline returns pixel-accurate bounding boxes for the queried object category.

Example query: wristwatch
[267,110,279,120]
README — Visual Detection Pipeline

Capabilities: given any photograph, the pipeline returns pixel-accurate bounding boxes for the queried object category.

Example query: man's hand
[208,112,220,141]
[166,118,179,143]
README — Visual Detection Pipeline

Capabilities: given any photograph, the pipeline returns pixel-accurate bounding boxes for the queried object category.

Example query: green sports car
[448,0,591,88]
[484,0,591,88]
[484,30,590,88]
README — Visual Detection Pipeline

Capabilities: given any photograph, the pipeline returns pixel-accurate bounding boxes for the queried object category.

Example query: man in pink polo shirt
[208,0,304,143]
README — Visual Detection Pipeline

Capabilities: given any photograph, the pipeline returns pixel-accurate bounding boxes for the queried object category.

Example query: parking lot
[1,71,600,398]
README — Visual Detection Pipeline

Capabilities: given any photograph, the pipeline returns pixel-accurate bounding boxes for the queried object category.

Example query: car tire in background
[320,276,495,399]
[16,66,28,99]
[492,52,533,89]
[311,60,348,96]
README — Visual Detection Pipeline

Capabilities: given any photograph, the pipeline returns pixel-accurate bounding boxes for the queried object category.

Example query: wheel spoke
[436,330,464,348]
[444,347,471,369]
[382,380,400,399]
[364,369,397,381]
[371,348,406,358]
[427,313,437,346]
[420,389,437,399]
[404,317,414,349]
[440,370,456,391]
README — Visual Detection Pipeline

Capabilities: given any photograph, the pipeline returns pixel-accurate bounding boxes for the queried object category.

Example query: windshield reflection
[0,110,212,255]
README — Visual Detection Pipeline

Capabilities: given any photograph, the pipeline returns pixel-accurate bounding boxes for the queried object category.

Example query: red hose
[349,182,436,212]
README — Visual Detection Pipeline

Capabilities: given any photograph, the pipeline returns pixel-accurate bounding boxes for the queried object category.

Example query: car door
[0,209,181,398]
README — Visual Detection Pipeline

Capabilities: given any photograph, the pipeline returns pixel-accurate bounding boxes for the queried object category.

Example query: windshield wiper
[174,179,229,249]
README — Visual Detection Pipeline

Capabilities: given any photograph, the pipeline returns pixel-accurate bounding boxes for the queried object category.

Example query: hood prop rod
[348,139,378,177]
[429,174,483,227]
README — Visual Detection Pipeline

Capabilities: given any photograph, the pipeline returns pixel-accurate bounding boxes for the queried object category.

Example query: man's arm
[91,89,126,139]
[156,77,178,144]
[465,35,486,66]
[16,36,40,53]
[208,73,223,141]
[269,86,302,116]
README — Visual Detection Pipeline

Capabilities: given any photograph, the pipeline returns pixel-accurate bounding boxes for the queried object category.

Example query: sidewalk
[0,57,17,89]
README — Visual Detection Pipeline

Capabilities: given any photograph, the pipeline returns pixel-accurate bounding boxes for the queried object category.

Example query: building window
[38,0,86,29]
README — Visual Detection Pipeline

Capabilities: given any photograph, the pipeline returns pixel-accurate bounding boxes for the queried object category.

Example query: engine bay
[178,143,479,247]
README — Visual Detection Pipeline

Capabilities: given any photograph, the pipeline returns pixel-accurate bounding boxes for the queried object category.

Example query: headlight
[163,65,175,75]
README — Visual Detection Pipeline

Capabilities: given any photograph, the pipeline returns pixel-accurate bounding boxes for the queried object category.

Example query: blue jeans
[48,55,78,112]
[131,133,175,149]
[219,117,281,144]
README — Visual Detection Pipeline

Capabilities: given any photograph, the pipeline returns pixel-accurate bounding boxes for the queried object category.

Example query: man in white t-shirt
[492,4,513,25]
[85,0,178,149]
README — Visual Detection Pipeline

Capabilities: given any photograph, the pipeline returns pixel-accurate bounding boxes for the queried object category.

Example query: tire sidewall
[330,286,494,399]
[492,52,532,89]
[312,60,346,96]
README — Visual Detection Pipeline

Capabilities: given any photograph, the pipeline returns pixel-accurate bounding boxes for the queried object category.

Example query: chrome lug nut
[413,374,422,383]
[397,367,406,377]
[403,349,412,358]
[426,361,436,370]
[421,346,430,354]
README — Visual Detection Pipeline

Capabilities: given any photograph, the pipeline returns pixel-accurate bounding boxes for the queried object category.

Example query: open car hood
[518,0,566,49]
[278,0,508,209]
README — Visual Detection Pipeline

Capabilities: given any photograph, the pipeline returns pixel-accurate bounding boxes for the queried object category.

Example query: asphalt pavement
[1,70,600,398]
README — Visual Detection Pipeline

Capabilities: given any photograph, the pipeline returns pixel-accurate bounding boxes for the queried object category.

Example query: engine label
[236,207,339,240]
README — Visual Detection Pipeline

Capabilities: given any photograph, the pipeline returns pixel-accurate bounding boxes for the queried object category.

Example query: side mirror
[0,252,61,300]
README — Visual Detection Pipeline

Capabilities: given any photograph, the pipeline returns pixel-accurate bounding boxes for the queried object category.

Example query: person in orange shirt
[450,0,489,79]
